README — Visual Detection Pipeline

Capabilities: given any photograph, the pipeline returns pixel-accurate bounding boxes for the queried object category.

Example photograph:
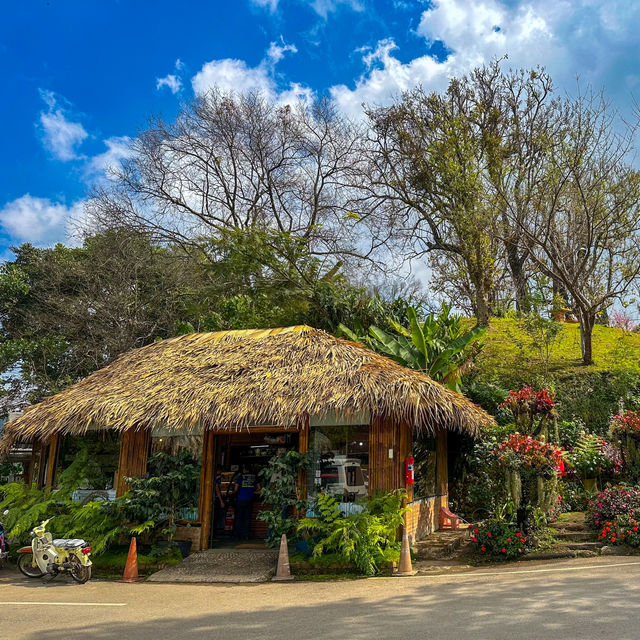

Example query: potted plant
[124,451,201,557]
[566,433,613,491]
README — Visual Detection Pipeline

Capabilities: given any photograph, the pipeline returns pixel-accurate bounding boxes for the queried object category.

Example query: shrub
[469,519,530,560]
[610,410,640,437]
[586,485,640,529]
[122,450,200,541]
[557,420,587,450]
[258,450,308,548]
[495,434,563,478]
[566,433,615,477]
[297,491,406,576]
[596,513,640,547]
[610,411,640,481]
[499,386,557,437]
[559,483,596,513]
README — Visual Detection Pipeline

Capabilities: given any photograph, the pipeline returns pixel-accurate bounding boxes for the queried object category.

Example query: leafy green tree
[0,230,202,411]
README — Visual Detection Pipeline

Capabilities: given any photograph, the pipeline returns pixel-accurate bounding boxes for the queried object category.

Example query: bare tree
[85,90,378,290]
[515,90,640,364]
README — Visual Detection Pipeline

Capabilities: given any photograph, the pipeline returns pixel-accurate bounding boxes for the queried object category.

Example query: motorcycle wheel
[69,558,91,584]
[17,553,45,578]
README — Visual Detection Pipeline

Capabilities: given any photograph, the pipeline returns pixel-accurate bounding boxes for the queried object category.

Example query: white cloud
[85,136,133,177]
[156,74,182,94]
[329,0,640,119]
[192,38,314,104]
[37,90,88,161]
[192,58,274,95]
[250,0,362,17]
[266,40,297,64]
[331,38,450,117]
[156,59,185,94]
[0,195,84,246]
[251,0,279,10]
[309,0,363,19]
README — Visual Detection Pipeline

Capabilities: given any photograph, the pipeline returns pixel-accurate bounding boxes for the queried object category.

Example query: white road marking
[426,560,640,579]
[0,601,126,607]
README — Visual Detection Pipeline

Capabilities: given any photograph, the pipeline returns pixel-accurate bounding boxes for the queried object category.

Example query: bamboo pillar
[198,429,216,550]
[115,428,152,497]
[436,429,448,496]
[44,434,59,490]
[27,441,40,486]
[36,440,48,489]
[297,413,310,501]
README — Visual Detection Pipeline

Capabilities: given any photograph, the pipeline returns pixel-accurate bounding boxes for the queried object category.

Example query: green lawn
[475,318,640,379]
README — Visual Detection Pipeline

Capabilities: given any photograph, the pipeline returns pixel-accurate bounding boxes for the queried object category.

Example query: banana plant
[338,303,486,392]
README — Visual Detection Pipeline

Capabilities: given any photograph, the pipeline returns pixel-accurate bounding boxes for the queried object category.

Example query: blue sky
[3,0,640,255]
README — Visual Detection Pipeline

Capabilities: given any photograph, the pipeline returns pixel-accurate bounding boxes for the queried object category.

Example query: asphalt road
[1,556,639,640]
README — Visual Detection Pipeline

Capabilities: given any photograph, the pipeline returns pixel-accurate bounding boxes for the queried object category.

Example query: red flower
[481,547,486,552]
[516,533,521,537]
[487,532,492,537]
[501,548,506,553]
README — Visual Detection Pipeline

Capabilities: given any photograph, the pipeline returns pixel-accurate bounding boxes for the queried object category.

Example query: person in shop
[233,463,261,540]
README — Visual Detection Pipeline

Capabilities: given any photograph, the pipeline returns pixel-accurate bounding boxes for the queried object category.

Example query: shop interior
[210,430,299,545]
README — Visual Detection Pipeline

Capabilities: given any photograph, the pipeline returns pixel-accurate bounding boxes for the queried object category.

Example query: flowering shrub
[500,386,555,417]
[597,514,640,547]
[610,310,638,333]
[610,411,640,438]
[494,434,563,478]
[610,411,640,481]
[499,386,557,437]
[586,485,640,529]
[611,411,640,437]
[559,483,596,512]
[469,519,530,559]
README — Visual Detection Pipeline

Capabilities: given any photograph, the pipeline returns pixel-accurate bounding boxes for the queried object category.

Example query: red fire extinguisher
[405,454,415,485]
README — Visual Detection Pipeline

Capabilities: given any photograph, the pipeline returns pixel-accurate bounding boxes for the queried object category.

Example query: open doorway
[209,430,299,547]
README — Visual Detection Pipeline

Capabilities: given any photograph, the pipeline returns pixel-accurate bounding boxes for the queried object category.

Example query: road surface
[1,556,639,639]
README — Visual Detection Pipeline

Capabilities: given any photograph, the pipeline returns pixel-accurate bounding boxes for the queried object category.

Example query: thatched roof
[0,326,494,455]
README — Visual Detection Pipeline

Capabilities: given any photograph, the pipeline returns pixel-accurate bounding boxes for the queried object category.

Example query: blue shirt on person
[235,473,258,501]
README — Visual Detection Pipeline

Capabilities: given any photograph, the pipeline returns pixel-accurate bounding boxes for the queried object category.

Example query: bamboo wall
[368,413,411,494]
[115,428,152,497]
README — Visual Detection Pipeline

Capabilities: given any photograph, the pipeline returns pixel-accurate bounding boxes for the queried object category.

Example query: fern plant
[567,433,610,477]
[0,448,127,552]
[297,491,408,576]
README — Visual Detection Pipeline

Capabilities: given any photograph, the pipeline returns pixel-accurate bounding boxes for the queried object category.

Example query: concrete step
[561,542,603,551]
[550,521,590,532]
[414,530,471,561]
[553,531,597,542]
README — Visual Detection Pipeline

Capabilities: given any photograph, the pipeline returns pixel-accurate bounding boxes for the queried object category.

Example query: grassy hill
[468,318,640,430]
[476,318,640,378]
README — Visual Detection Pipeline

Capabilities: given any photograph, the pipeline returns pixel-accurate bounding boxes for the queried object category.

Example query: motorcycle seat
[52,539,87,548]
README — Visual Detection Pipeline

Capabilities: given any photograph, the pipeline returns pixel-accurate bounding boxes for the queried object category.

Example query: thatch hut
[0,325,494,548]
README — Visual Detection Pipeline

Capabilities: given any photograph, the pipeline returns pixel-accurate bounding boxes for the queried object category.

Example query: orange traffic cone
[395,533,416,577]
[272,533,293,581]
[119,537,142,583]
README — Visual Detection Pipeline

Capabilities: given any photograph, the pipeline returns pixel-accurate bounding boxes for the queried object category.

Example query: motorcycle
[17,517,92,583]
[0,509,8,569]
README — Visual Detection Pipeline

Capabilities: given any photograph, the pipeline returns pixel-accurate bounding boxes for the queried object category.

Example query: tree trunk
[475,286,490,326]
[578,307,595,365]
[504,239,529,313]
